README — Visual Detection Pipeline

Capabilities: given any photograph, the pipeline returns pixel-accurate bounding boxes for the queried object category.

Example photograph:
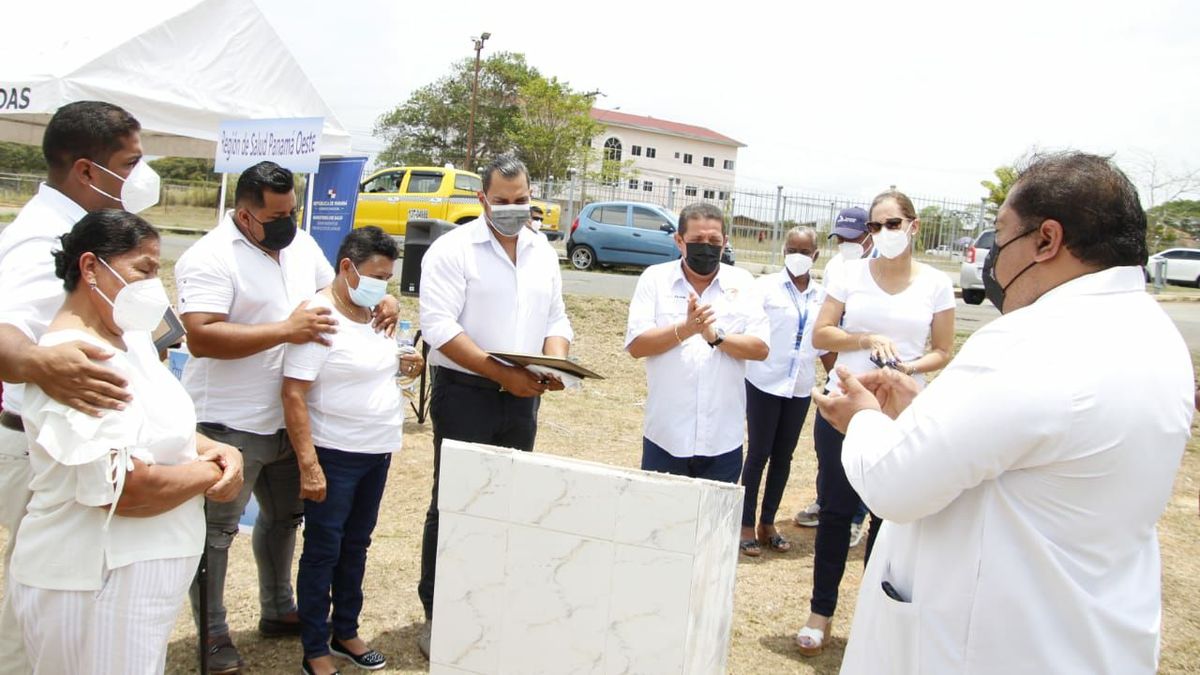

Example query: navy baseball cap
[829,207,869,239]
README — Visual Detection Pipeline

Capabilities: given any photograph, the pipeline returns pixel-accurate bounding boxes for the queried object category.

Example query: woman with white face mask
[739,227,838,557]
[794,190,956,656]
[9,210,244,675]
[281,226,422,675]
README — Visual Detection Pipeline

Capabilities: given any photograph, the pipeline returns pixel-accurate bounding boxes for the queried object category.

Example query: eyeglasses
[865,217,909,234]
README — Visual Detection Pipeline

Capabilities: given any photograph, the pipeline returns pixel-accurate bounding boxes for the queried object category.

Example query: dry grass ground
[2,293,1198,674]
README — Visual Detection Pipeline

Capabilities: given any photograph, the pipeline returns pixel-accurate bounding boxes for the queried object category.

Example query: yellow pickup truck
[354,166,560,238]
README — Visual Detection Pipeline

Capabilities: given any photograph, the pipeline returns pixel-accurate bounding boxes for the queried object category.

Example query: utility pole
[465,32,491,172]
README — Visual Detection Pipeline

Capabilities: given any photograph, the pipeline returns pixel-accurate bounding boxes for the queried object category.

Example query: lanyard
[783,280,809,379]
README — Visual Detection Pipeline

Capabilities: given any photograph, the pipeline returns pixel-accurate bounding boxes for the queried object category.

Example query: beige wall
[587,124,739,209]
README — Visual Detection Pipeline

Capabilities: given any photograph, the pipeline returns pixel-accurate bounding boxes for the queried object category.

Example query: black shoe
[259,616,303,638]
[301,658,341,675]
[330,637,388,671]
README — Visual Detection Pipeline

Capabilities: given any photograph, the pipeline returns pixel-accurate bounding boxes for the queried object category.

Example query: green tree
[0,141,47,174]
[508,76,602,181]
[374,52,539,170]
[980,165,1018,215]
[148,157,218,183]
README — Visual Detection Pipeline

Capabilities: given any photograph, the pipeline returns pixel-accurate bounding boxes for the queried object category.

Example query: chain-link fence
[531,175,991,270]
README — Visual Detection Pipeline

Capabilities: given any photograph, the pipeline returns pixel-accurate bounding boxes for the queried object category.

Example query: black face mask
[248,213,298,251]
[684,242,722,276]
[982,227,1038,312]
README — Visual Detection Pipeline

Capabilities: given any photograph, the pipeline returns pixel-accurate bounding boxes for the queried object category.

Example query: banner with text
[215,117,324,174]
[309,156,369,265]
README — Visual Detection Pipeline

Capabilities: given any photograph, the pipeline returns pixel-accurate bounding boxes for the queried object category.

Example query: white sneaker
[849,521,865,547]
[794,501,820,527]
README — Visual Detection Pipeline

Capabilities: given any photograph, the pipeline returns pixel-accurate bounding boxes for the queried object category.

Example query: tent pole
[216,173,228,226]
[303,172,315,232]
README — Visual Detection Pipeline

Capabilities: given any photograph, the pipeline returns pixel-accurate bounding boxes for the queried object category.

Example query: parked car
[567,201,735,271]
[1146,248,1200,286]
[959,229,995,305]
[354,165,558,238]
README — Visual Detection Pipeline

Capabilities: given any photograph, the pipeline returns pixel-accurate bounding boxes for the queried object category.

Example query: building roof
[591,108,746,148]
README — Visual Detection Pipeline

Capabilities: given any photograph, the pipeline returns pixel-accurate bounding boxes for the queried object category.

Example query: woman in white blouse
[740,226,836,556]
[9,210,243,675]
[282,226,422,675]
[794,190,955,655]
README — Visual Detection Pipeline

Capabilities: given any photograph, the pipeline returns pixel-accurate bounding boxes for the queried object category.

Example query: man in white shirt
[820,206,874,291]
[0,101,150,675]
[176,161,398,673]
[626,202,769,482]
[815,151,1193,674]
[416,153,573,655]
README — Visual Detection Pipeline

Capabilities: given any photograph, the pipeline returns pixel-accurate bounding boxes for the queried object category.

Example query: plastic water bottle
[396,320,418,395]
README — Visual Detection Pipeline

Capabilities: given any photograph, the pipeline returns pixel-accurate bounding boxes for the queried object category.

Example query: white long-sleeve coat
[839,266,1193,675]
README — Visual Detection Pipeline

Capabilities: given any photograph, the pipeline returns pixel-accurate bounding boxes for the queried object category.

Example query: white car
[959,229,995,305]
[1146,248,1200,286]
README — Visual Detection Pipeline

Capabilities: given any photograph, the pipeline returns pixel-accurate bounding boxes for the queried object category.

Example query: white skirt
[10,555,199,675]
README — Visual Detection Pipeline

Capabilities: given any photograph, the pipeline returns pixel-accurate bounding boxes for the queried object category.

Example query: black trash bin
[400,218,458,297]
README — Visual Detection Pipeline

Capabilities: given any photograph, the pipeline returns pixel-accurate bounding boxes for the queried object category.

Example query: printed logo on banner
[309,157,369,265]
[215,117,324,174]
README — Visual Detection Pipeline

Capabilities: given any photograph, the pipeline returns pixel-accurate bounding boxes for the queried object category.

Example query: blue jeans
[641,437,743,483]
[297,447,391,658]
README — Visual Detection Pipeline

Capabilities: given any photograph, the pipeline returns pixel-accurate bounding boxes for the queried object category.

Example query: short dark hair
[336,226,399,267]
[53,209,160,292]
[678,202,726,236]
[481,153,530,193]
[1007,151,1147,267]
[42,101,141,174]
[235,161,294,208]
[530,204,544,216]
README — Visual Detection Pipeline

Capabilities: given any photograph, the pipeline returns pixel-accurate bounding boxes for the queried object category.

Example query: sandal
[758,532,792,552]
[795,620,831,657]
[739,538,762,557]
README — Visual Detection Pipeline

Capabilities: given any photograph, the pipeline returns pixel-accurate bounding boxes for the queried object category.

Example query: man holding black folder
[415,153,573,656]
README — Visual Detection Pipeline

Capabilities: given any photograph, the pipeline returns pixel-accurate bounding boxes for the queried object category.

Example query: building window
[703,157,715,168]
[718,191,729,200]
[703,189,716,199]
[631,145,642,156]
[628,178,639,190]
[602,137,623,185]
[674,152,681,159]
[643,180,653,192]
[723,159,735,170]
[685,185,698,197]
[646,147,656,158]
[683,153,693,164]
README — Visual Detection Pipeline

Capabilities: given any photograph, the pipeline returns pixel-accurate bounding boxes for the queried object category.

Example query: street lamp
[465,32,491,171]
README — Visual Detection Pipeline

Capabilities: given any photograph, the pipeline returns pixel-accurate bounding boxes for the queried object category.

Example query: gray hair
[678,202,726,236]
[783,225,818,250]
[481,152,530,193]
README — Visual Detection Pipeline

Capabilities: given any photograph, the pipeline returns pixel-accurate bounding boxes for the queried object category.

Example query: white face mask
[874,226,912,259]
[90,159,161,214]
[838,241,865,260]
[530,218,543,232]
[784,252,814,277]
[93,257,169,333]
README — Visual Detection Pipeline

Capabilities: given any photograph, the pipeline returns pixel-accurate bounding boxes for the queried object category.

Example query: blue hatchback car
[567,201,681,270]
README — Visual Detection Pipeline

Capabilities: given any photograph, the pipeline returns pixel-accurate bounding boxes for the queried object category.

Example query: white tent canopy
[0,0,352,159]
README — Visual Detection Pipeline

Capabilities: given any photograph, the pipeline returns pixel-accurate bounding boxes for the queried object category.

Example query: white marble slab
[430,440,743,675]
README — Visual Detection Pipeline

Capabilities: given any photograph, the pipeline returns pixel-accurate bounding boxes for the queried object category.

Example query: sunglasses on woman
[865,217,909,234]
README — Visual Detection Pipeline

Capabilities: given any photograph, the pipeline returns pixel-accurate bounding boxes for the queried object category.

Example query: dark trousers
[742,381,812,528]
[641,438,743,483]
[297,447,390,658]
[811,411,881,618]
[418,367,540,619]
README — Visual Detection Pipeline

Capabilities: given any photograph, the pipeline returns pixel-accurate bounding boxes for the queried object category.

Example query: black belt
[433,366,503,391]
[0,411,24,433]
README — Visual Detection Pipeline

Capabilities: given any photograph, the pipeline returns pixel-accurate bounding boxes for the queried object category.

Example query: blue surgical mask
[347,264,389,308]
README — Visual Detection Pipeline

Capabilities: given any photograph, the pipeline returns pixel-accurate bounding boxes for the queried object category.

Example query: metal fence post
[772,185,783,268]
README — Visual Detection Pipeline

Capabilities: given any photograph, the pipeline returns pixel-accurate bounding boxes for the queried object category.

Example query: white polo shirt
[283,293,403,454]
[175,213,334,435]
[0,183,86,416]
[14,329,203,591]
[745,272,827,398]
[419,217,573,375]
[625,261,770,458]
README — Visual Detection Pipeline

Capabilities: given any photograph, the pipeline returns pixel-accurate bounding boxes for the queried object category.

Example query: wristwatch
[707,328,726,348]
